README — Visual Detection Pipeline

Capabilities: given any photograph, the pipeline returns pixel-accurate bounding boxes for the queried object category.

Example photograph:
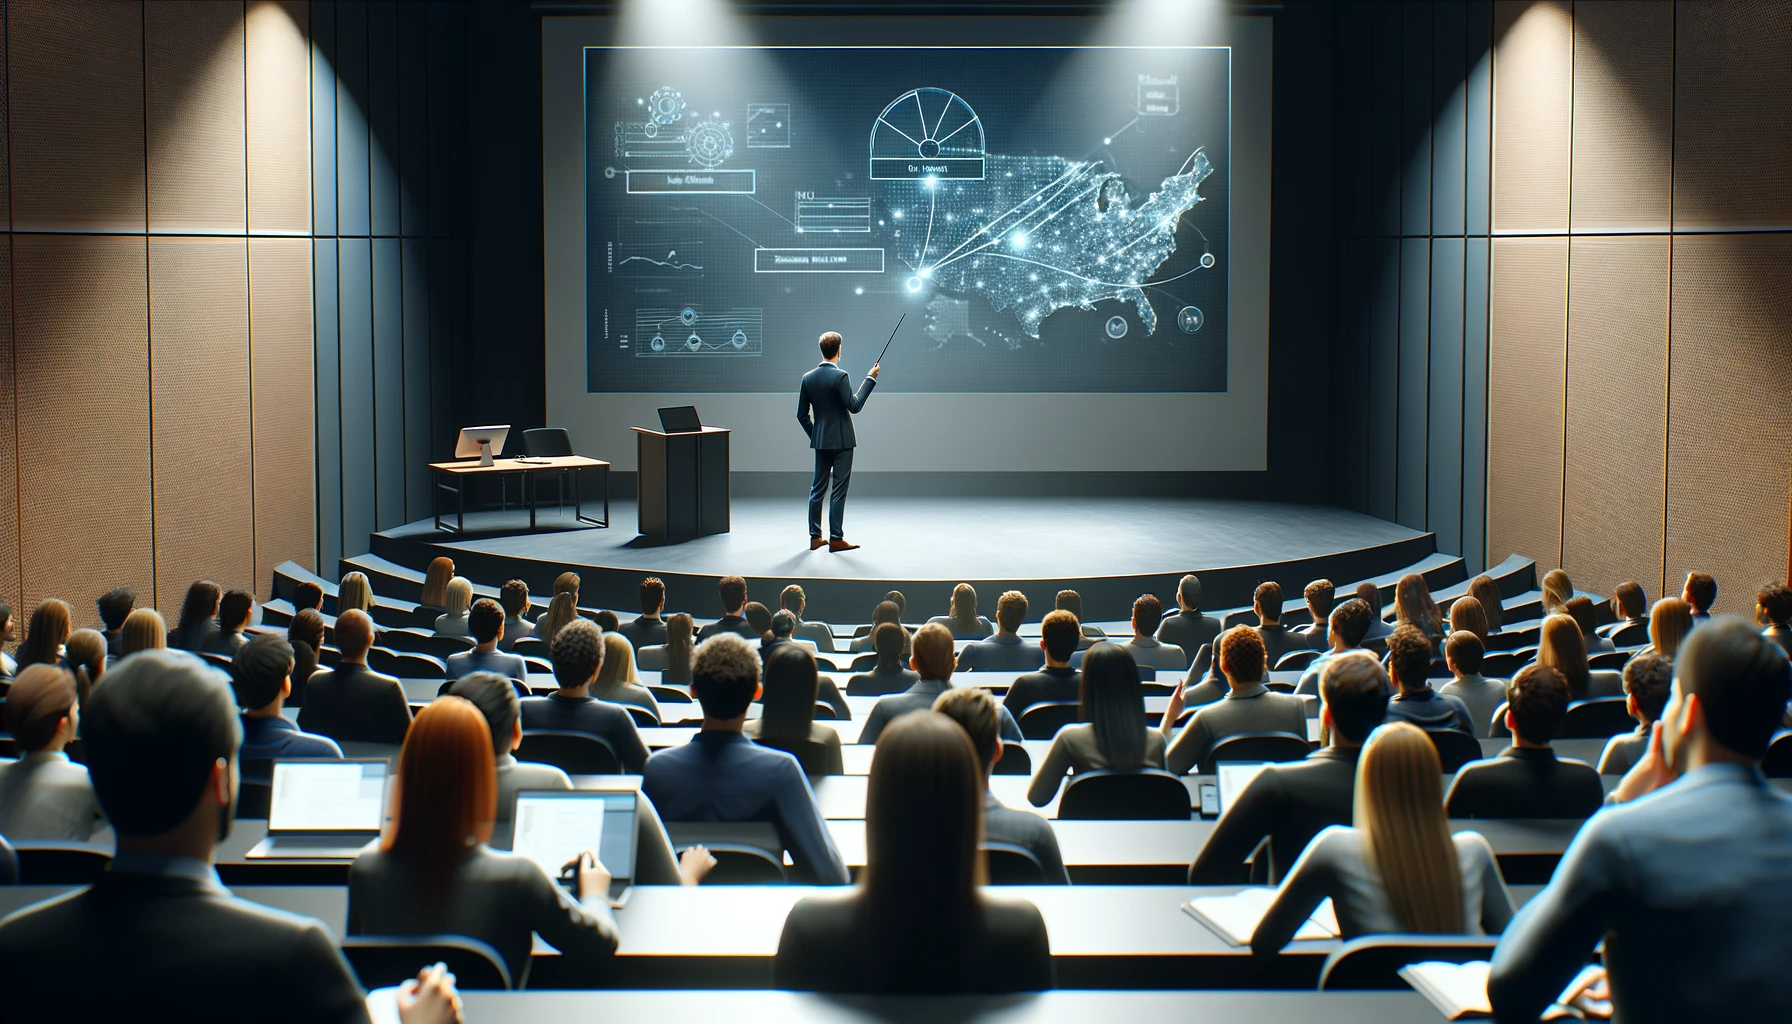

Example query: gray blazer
[0,752,102,841]
[1165,683,1308,775]
[797,361,876,449]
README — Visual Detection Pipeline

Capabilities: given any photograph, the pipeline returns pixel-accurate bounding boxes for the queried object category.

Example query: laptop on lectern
[657,406,702,434]
[247,759,390,859]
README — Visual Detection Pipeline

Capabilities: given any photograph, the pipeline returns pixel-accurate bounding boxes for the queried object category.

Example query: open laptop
[247,759,389,859]
[656,406,702,434]
[1215,761,1274,816]
[511,789,639,907]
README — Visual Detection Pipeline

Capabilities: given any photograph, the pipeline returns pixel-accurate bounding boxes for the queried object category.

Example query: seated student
[958,590,1046,673]
[291,579,325,616]
[1541,568,1575,619]
[0,651,462,1023]
[1108,593,1188,672]
[1056,589,1105,649]
[1470,577,1505,634]
[1192,653,1388,884]
[433,577,474,639]
[121,607,167,657]
[781,584,836,653]
[445,599,530,682]
[1439,631,1503,738]
[594,609,620,634]
[1596,652,1672,775]
[1027,642,1166,806]
[64,629,107,700]
[1163,626,1307,775]
[848,599,912,656]
[14,599,71,673]
[593,632,661,723]
[233,634,341,767]
[448,672,572,824]
[1002,610,1083,718]
[858,623,1023,746]
[0,665,102,840]
[496,579,534,650]
[1251,722,1514,954]
[637,612,694,684]
[774,711,1053,992]
[745,645,844,775]
[1489,618,1792,1022]
[1606,580,1648,638]
[0,602,15,680]
[519,619,649,773]
[1445,664,1604,819]
[286,608,326,707]
[1356,581,1394,642]
[696,575,757,641]
[96,586,135,660]
[534,591,578,646]
[1564,595,1616,656]
[418,555,455,613]
[1296,598,1375,696]
[1642,595,1693,659]
[1382,625,1476,734]
[1249,582,1304,670]
[349,695,618,985]
[935,687,1069,884]
[1392,573,1446,643]
[615,576,668,652]
[1538,612,1620,700]
[642,634,849,884]
[167,581,221,651]
[846,622,921,696]
[298,609,412,746]
[1756,581,1792,658]
[1449,595,1491,645]
[203,589,256,657]
[337,570,376,615]
[1157,574,1222,667]
[762,608,800,662]
[1296,579,1335,650]
[928,583,994,640]
[1682,570,1717,626]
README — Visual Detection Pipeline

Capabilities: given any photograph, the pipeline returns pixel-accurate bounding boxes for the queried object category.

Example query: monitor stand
[479,441,495,467]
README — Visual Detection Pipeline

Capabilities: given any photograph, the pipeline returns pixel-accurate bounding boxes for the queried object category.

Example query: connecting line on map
[693,208,762,248]
[744,195,800,230]
[926,174,1108,275]
[922,162,1094,269]
[916,187,938,268]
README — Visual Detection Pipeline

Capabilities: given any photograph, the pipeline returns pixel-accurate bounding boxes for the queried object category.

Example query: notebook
[248,759,389,859]
[1215,760,1272,815]
[1182,887,1341,946]
[1398,961,1608,1020]
[511,789,639,907]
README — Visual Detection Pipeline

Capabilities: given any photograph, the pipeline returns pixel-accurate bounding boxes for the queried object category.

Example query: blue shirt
[239,715,342,767]
[445,648,530,682]
[642,731,848,885]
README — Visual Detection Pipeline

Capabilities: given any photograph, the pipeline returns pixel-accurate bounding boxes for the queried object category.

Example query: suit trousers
[809,448,854,539]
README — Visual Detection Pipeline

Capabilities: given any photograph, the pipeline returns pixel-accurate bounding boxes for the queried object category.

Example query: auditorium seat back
[1199,730,1312,776]
[1058,769,1191,820]
[982,842,1046,884]
[516,730,622,774]
[342,936,511,991]
[1318,934,1499,990]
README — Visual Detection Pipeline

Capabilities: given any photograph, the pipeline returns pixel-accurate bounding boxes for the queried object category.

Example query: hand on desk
[679,844,718,886]
[396,962,463,1024]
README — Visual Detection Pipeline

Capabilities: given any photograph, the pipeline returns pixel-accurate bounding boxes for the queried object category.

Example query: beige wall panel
[1666,235,1792,614]
[1562,236,1669,600]
[8,0,146,231]
[1673,0,1792,230]
[250,238,316,580]
[150,238,254,613]
[0,241,16,611]
[14,237,153,614]
[247,1,311,234]
[146,0,248,233]
[1492,0,1572,233]
[1487,237,1568,568]
[1570,1,1672,231]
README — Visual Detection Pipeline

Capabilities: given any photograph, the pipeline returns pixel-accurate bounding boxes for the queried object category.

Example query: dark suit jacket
[297,663,412,745]
[1002,666,1081,719]
[1157,611,1221,667]
[859,679,1022,746]
[797,361,876,449]
[696,614,758,642]
[1255,623,1306,671]
[958,633,1045,672]
[774,889,1053,993]
[0,872,369,1022]
[1188,745,1360,884]
[845,666,920,696]
[1444,746,1604,819]
[617,615,667,651]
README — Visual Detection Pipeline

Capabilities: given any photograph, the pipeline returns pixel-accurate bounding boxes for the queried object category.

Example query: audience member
[63,629,106,703]
[497,579,534,650]
[96,586,135,659]
[641,633,848,884]
[0,603,15,679]
[746,645,844,775]
[1682,570,1717,625]
[594,632,661,723]
[1027,643,1165,805]
[1296,578,1335,649]
[697,575,757,640]
[929,582,994,639]
[1251,722,1513,954]
[1157,574,1221,665]
[594,609,621,633]
[1541,568,1575,618]
[418,556,455,611]
[846,621,921,696]
[1191,652,1388,884]
[934,686,1068,884]
[762,608,799,661]
[1382,625,1475,734]
[448,672,572,823]
[617,576,668,651]
[536,591,578,645]
[859,623,1022,746]
[445,598,529,682]
[1645,596,1692,659]
[337,571,375,614]
[883,589,910,624]
[1295,598,1374,696]
[291,580,325,615]
[848,599,911,655]
[1756,581,1792,658]
[1449,595,1490,644]
[1110,593,1187,671]
[0,664,101,840]
[1538,612,1618,700]
[1250,582,1303,669]
[958,590,1046,672]
[349,695,616,984]
[1393,573,1444,641]
[1356,581,1393,641]
[434,577,474,638]
[1056,589,1105,648]
[1596,652,1673,775]
[637,612,694,684]
[1445,664,1603,818]
[202,589,256,656]
[168,582,221,651]
[1565,595,1616,656]
[298,609,412,745]
[1608,580,1647,636]
[16,598,73,672]
[1003,610,1083,718]
[121,607,167,656]
[233,634,341,767]
[1468,575,1505,633]
[1163,626,1306,775]
[1440,630,1502,737]
[518,619,647,772]
[781,584,836,652]
[774,711,1052,992]
[286,608,326,707]
[1489,618,1792,1022]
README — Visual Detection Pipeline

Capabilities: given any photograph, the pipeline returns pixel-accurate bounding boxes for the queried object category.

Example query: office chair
[993,740,1032,775]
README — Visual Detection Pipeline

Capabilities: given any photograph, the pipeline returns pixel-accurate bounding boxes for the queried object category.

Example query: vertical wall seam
[5,0,18,606]
[1663,0,1675,596]
[1557,0,1574,572]
[242,2,256,592]
[142,0,156,606]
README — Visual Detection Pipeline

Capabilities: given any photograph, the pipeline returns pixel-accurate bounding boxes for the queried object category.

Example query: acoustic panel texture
[1487,237,1567,570]
[1491,0,1571,232]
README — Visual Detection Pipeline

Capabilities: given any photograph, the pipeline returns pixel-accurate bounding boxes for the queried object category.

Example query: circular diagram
[685,334,702,351]
[680,307,697,326]
[1200,252,1216,269]
[731,329,749,349]
[869,88,985,180]
[1105,316,1129,339]
[686,120,734,168]
[1177,306,1205,334]
[648,87,685,126]
[649,334,666,352]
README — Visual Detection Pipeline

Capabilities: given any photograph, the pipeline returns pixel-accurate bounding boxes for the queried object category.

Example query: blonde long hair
[442,577,474,617]
[338,572,374,613]
[595,632,639,694]
[420,557,455,608]
[537,592,578,644]
[1650,597,1692,658]
[1536,613,1590,700]
[1540,569,1574,618]
[121,608,167,655]
[1356,722,1463,934]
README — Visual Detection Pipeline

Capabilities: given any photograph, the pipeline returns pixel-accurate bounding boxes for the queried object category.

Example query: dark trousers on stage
[809,448,854,540]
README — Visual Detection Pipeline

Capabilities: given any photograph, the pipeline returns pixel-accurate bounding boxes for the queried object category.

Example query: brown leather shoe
[828,538,860,552]
[810,537,827,550]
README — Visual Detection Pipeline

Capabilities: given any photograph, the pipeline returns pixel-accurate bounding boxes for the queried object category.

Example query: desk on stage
[429,455,610,532]
[633,426,730,538]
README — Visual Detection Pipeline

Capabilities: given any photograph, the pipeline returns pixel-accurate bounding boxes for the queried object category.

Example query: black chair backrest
[0,834,17,885]
[1484,626,1541,653]
[15,843,111,884]
[622,705,658,728]
[811,701,837,721]
[318,644,342,668]
[696,843,787,884]
[522,426,575,458]
[1587,650,1629,671]
[521,655,554,676]
[341,935,511,991]
[648,684,693,704]
[1017,700,1080,741]
[849,653,878,672]
[196,651,235,673]
[1198,730,1313,776]
[366,648,446,679]
[366,604,417,630]
[1424,727,1485,773]
[1561,697,1636,738]
[511,636,550,657]
[378,629,473,658]
[756,735,839,777]
[1761,731,1792,778]
[1274,649,1319,671]
[1479,652,1529,678]
[1608,621,1649,648]
[1058,768,1191,820]
[993,740,1031,775]
[516,730,622,774]
[236,778,273,819]
[410,606,446,630]
[1488,699,1512,738]
[1317,934,1499,990]
[982,841,1045,884]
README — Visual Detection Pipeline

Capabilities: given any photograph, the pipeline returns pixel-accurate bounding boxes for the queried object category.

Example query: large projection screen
[544,14,1271,474]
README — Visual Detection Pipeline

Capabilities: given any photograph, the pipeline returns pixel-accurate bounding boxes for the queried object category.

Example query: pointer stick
[874,313,905,367]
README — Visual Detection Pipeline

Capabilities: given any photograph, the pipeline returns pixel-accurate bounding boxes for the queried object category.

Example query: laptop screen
[268,760,389,833]
[1215,761,1272,816]
[657,405,702,433]
[512,790,639,884]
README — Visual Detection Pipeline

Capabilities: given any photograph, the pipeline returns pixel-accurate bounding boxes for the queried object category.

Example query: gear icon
[647,87,685,126]
[685,121,734,169]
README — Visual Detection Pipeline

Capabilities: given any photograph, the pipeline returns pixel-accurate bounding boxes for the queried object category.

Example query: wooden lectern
[631,425,730,538]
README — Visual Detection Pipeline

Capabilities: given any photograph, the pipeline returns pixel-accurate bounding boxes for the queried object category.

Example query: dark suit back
[797,362,875,450]
[1445,747,1604,819]
[617,615,668,651]
[774,889,1053,993]
[297,663,412,745]
[1188,746,1359,884]
[1002,667,1081,718]
[0,874,367,1022]
[845,666,920,696]
[1157,611,1221,666]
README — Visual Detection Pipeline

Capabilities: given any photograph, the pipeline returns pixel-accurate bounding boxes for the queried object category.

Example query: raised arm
[838,368,877,414]
[1026,732,1077,807]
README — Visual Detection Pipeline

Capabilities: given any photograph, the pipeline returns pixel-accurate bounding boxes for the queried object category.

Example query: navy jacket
[797,361,876,450]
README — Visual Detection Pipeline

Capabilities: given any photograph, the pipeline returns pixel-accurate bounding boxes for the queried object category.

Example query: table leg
[528,470,538,530]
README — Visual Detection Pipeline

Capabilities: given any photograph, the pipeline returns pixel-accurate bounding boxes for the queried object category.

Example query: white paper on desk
[512,796,606,881]
[1397,960,1603,1021]
[1181,888,1339,946]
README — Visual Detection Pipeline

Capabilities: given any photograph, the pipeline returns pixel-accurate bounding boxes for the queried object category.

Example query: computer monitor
[656,406,702,434]
[455,424,510,466]
[267,759,390,834]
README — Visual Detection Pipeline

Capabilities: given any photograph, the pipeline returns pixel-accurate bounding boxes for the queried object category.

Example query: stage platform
[361,496,1450,623]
